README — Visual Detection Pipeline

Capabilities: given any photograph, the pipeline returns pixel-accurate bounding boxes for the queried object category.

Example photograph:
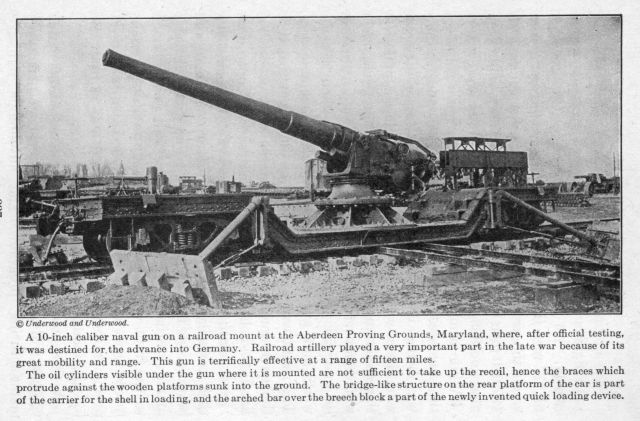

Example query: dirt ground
[18,194,621,317]
[546,194,621,223]
[19,265,620,317]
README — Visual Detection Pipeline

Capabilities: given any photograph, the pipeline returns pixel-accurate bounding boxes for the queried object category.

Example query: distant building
[215,179,242,193]
[247,180,276,189]
[179,176,204,193]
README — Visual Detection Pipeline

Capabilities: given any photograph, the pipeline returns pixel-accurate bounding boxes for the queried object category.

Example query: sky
[17,17,621,185]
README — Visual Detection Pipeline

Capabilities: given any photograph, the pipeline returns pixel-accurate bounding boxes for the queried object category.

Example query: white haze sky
[17,17,620,185]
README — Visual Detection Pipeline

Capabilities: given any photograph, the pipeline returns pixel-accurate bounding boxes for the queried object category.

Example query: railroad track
[380,243,620,291]
[19,218,38,227]
[529,217,620,237]
[17,217,619,285]
[19,262,113,283]
[560,216,620,227]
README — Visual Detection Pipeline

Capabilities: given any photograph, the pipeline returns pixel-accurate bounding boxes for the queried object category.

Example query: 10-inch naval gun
[102,49,437,202]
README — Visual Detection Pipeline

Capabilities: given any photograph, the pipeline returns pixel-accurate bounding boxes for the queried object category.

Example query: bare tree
[62,164,73,177]
[89,161,115,177]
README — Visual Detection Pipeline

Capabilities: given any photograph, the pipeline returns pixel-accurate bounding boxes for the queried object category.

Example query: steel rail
[19,262,113,282]
[380,247,619,290]
[419,243,619,276]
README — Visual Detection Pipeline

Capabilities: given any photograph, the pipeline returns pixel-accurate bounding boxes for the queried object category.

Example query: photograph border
[15,14,624,318]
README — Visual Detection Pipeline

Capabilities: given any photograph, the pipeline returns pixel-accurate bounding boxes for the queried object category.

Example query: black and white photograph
[17,16,621,316]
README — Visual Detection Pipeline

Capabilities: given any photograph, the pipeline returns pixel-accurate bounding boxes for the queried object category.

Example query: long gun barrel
[102,49,358,152]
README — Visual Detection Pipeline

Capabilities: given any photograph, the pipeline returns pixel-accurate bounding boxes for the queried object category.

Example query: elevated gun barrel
[102,49,357,152]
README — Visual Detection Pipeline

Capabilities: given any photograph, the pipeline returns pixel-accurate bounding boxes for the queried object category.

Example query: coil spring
[175,224,197,248]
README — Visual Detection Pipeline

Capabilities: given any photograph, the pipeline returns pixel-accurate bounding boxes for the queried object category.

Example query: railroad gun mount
[33,49,601,307]
[572,173,621,196]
